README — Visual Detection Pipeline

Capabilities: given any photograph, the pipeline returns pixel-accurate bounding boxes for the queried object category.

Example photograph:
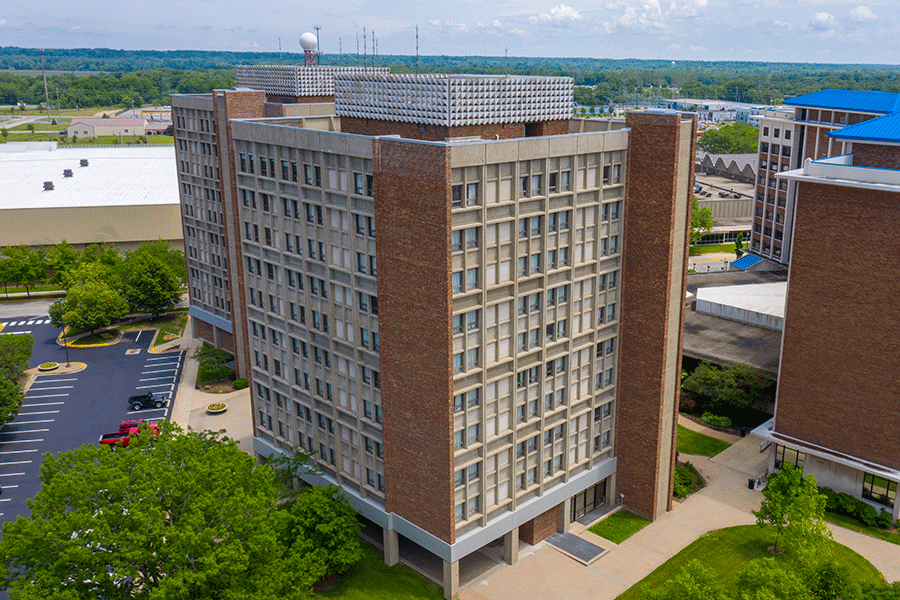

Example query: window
[466,228,479,249]
[774,444,807,470]
[531,174,541,195]
[354,173,364,195]
[467,424,479,445]
[452,230,463,252]
[451,185,463,208]
[530,254,540,274]
[466,348,478,370]
[466,268,478,290]
[467,310,479,331]
[454,430,464,449]
[453,352,463,374]
[452,271,463,293]
[863,473,897,508]
[466,183,479,206]
[548,172,558,193]
[561,170,570,190]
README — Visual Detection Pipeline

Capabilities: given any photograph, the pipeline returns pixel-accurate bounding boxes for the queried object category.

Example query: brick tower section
[615,111,696,521]
[375,138,456,544]
[213,89,266,386]
[775,180,900,468]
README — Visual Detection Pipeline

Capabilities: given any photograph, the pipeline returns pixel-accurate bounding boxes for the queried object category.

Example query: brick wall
[214,89,266,385]
[195,318,215,344]
[852,142,900,170]
[341,117,568,141]
[615,112,695,521]
[520,505,559,545]
[376,138,456,544]
[775,180,900,469]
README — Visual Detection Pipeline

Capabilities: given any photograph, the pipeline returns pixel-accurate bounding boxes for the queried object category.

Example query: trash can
[740,427,748,438]
[748,478,756,490]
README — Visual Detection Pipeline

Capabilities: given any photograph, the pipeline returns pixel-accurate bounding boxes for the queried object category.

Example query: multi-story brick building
[751,89,900,263]
[174,69,696,599]
[754,111,900,525]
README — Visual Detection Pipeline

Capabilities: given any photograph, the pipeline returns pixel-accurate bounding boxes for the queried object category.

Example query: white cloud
[507,28,527,36]
[667,43,681,50]
[492,20,502,27]
[529,4,584,24]
[850,6,877,21]
[689,45,704,51]
[809,12,835,30]
[0,18,6,26]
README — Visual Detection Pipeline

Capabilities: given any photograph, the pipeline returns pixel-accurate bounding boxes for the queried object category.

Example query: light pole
[56,298,70,367]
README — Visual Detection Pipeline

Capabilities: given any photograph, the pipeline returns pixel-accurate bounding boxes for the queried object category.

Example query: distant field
[1,133,173,145]
[4,106,123,117]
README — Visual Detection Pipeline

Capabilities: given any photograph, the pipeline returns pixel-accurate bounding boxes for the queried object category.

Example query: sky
[0,0,897,65]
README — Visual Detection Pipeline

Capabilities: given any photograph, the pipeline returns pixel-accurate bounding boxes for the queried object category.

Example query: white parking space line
[35,378,78,383]
[147,356,180,362]
[0,461,32,466]
[17,410,59,416]
[0,473,25,477]
[127,407,169,415]
[142,369,177,374]
[136,384,174,390]
[0,429,48,434]
[1,331,31,336]
[11,419,55,425]
[25,321,35,325]
[0,439,43,444]
[23,394,69,399]
[2,485,19,488]
[26,386,73,391]
[139,376,174,382]
[0,449,39,455]
[0,498,12,502]
[20,402,64,407]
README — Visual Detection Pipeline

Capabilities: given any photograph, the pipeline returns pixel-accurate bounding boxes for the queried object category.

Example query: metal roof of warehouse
[0,145,178,210]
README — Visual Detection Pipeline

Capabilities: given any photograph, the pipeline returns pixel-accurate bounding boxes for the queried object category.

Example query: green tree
[691,196,713,245]
[192,342,235,383]
[282,485,364,580]
[46,240,81,287]
[79,241,122,272]
[698,123,760,154]
[122,256,181,316]
[2,244,48,296]
[735,233,744,258]
[0,423,317,600]
[123,240,186,289]
[0,332,33,385]
[753,463,832,558]
[1,128,8,140]
[682,361,774,412]
[62,260,121,292]
[809,561,856,600]
[646,560,730,600]
[861,581,900,600]
[50,277,128,335]
[0,378,24,428]
[737,558,813,600]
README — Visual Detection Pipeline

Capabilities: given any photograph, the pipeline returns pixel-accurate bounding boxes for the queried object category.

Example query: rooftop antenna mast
[363,27,367,68]
[40,49,51,123]
[314,26,321,65]
[505,47,508,75]
[278,37,282,63]
[415,25,419,74]
[373,31,376,67]
[339,37,342,65]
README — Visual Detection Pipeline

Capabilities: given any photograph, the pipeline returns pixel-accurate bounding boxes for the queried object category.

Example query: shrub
[674,462,702,498]
[701,412,732,428]
[679,392,697,413]
[819,486,838,512]
[233,378,249,390]
[836,493,858,517]
[876,508,893,530]
[857,502,879,527]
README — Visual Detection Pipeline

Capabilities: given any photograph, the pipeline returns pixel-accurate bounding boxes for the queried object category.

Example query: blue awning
[732,254,763,270]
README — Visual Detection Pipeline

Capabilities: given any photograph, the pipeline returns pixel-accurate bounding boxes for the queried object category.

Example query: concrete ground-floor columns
[443,559,459,600]
[383,528,399,566]
[558,498,571,533]
[504,527,519,564]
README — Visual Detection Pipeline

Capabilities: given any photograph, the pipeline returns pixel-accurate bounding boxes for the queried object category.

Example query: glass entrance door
[571,479,608,522]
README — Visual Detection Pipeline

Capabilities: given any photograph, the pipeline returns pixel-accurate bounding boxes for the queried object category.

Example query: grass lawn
[824,511,900,546]
[689,243,736,256]
[0,283,65,296]
[676,425,731,457]
[71,332,116,346]
[315,543,444,600]
[150,312,189,346]
[8,121,69,131]
[616,525,885,600]
[588,510,651,544]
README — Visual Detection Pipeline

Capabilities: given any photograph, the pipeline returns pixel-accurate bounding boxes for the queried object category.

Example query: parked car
[99,419,161,447]
[128,391,168,411]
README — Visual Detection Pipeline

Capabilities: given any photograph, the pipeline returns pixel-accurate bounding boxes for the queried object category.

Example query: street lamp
[55,298,70,367]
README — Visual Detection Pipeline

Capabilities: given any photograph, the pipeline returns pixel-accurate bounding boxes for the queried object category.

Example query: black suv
[128,392,168,411]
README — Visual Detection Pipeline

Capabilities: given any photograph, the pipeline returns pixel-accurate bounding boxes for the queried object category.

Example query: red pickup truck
[99,419,160,447]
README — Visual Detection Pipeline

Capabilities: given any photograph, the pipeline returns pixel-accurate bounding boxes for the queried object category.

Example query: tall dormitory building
[172,66,697,599]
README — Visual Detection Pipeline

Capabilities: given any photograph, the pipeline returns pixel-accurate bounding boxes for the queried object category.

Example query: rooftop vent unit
[80,159,89,167]
[44,181,54,191]
[63,169,73,177]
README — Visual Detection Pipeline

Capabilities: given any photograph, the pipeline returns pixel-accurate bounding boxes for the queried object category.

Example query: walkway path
[461,420,899,600]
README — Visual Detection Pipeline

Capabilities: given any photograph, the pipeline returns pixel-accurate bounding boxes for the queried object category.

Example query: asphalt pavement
[0,307,185,526]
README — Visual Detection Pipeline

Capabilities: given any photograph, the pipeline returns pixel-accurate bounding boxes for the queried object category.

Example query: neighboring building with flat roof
[66,117,147,139]
[754,111,900,525]
[173,70,697,599]
[0,142,181,250]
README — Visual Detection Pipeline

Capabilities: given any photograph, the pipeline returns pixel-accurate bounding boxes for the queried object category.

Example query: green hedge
[818,486,893,529]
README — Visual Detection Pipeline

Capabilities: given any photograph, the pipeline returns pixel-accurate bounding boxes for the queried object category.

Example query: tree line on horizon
[2,46,899,109]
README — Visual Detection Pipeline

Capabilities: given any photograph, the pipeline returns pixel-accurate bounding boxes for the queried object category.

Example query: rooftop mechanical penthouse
[173,72,697,599]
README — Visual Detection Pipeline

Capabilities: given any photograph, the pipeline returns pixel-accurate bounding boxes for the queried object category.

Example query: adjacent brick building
[174,69,696,599]
[751,89,900,263]
[754,111,900,525]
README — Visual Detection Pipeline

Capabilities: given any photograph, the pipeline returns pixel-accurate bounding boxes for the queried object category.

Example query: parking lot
[0,308,185,525]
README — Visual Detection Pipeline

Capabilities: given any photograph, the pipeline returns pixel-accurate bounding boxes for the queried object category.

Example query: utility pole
[314,25,321,65]
[40,49,51,122]
[415,25,419,74]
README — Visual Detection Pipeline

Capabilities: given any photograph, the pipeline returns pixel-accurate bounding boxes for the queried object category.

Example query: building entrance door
[571,480,607,522]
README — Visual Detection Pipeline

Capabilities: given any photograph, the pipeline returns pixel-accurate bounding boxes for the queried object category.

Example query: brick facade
[341,117,568,141]
[376,138,456,544]
[775,180,900,469]
[853,142,900,170]
[520,505,559,545]
[615,112,695,521]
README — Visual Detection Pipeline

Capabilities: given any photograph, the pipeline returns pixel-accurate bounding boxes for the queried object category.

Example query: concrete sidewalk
[462,423,899,600]
[169,337,253,454]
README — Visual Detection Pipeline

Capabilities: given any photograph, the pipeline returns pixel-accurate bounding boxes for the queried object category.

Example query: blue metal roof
[784,89,900,114]
[731,254,763,270]
[829,111,900,143]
